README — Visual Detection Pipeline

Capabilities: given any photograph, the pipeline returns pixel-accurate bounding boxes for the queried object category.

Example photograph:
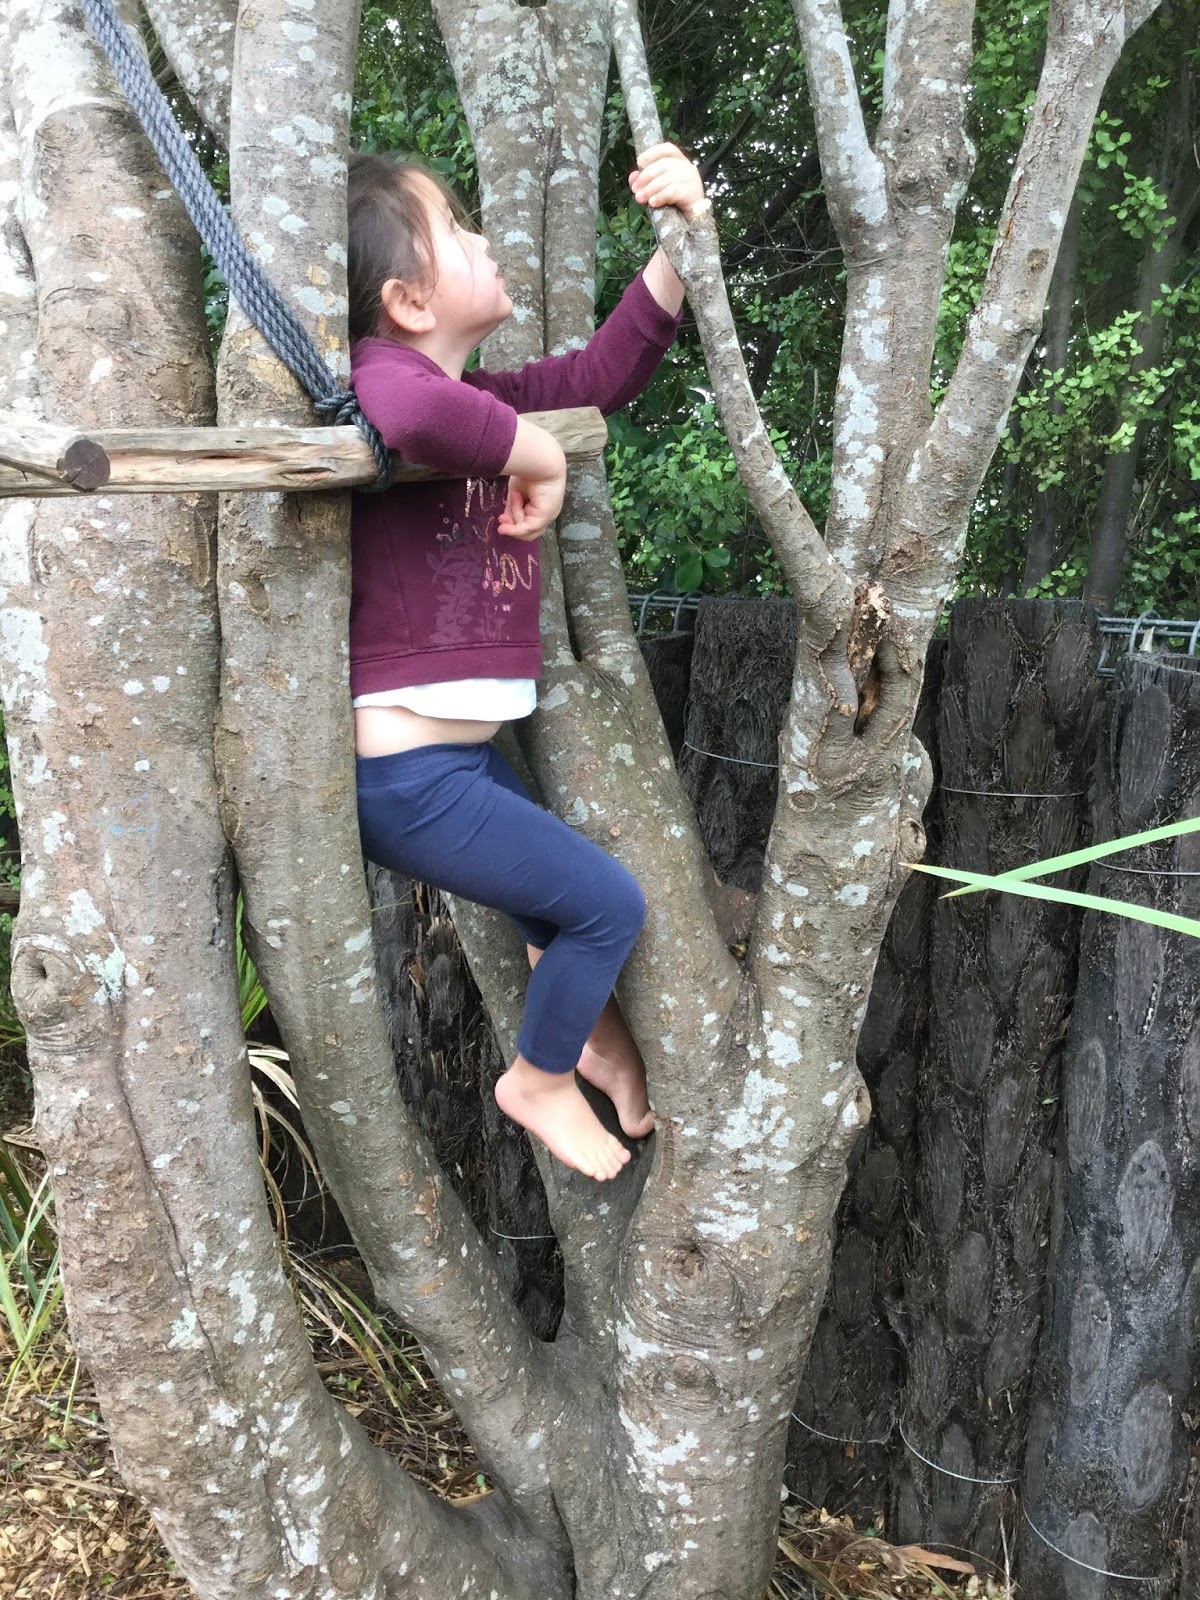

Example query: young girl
[347,143,706,1182]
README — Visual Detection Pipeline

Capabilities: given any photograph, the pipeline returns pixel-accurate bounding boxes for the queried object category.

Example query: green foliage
[1111,171,1173,244]
[608,404,787,595]
[932,228,996,397]
[0,1148,62,1389]
[348,1,1198,612]
[354,3,476,199]
[971,268,1200,612]
[198,157,230,349]
[1120,510,1200,614]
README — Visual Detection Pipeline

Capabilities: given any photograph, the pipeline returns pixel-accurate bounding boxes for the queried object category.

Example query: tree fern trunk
[896,600,1101,1561]
[1019,652,1200,1597]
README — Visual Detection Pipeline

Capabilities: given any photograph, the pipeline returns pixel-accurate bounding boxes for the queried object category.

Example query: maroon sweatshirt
[348,272,682,698]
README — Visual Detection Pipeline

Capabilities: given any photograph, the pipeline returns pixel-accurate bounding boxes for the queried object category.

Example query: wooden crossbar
[0,407,608,497]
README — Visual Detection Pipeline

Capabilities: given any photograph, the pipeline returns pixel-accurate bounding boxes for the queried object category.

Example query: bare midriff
[354,703,503,756]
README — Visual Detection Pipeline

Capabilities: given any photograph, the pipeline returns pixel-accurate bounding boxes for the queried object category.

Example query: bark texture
[143,0,235,143]
[1019,653,1200,1597]
[896,601,1101,1562]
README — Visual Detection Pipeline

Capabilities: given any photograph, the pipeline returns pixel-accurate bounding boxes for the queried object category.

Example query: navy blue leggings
[356,741,646,1074]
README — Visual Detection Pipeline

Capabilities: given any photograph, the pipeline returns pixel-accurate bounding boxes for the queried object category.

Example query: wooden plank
[0,414,111,490]
[0,407,607,497]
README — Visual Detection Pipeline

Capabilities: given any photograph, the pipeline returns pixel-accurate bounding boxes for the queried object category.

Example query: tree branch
[808,0,976,572]
[610,0,853,649]
[142,0,235,145]
[789,0,887,235]
[890,0,1167,615]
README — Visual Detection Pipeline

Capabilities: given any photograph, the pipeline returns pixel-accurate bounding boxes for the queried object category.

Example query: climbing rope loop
[80,0,394,491]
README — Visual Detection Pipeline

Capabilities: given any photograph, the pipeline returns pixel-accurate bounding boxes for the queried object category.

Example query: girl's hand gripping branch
[628,141,708,219]
[498,416,568,540]
[628,141,709,316]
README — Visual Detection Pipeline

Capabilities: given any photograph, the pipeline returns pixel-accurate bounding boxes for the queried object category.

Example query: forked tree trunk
[0,5,411,1591]
[1020,653,1200,1597]
[0,0,1167,1595]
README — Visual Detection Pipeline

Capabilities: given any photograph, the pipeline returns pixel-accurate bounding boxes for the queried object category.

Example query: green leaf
[938,815,1200,896]
[912,862,1200,939]
[674,551,704,593]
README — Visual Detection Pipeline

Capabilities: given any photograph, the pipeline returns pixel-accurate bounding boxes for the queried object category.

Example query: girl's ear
[379,276,435,336]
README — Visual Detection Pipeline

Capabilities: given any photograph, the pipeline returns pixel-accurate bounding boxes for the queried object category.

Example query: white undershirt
[352,678,538,720]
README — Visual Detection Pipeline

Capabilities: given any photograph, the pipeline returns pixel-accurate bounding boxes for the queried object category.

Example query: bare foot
[575,1041,655,1141]
[495,1057,632,1181]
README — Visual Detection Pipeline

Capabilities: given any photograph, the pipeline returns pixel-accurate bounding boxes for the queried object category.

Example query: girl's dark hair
[347,153,472,342]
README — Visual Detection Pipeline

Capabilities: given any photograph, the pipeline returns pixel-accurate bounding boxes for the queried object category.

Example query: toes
[587,1137,628,1182]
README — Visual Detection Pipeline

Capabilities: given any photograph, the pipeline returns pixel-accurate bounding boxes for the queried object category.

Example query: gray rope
[80,0,393,491]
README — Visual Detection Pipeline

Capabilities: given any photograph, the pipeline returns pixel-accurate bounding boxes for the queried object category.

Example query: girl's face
[414,174,512,344]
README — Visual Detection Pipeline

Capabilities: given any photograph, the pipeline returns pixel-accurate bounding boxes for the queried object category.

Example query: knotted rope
[80,0,393,491]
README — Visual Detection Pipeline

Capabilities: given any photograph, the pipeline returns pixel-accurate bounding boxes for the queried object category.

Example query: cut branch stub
[0,412,110,488]
[0,406,607,496]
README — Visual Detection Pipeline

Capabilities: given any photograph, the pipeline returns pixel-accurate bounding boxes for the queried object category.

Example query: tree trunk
[896,600,1101,1562]
[1,6,414,1593]
[786,642,943,1522]
[1019,652,1200,1597]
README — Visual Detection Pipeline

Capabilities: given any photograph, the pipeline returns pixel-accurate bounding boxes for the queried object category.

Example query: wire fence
[628,592,1200,676]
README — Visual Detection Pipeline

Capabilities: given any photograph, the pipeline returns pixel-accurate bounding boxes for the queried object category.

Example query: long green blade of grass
[0,1245,30,1362]
[912,863,1200,938]
[939,815,1200,899]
